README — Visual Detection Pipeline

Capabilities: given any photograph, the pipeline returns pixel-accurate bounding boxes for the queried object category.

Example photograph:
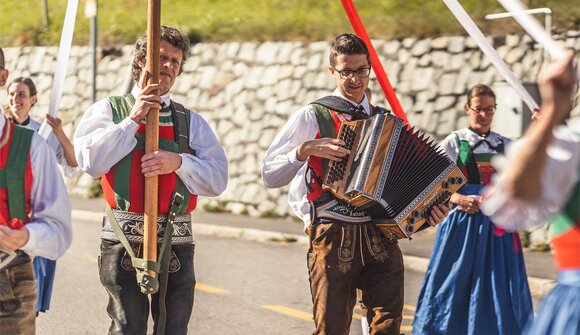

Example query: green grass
[1,1,578,46]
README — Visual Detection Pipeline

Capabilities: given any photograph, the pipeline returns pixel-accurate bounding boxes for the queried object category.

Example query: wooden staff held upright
[144,0,161,280]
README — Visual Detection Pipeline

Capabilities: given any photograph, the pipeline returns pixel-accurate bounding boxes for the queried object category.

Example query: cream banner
[38,0,79,140]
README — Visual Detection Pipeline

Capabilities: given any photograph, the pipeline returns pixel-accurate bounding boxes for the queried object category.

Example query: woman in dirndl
[412,84,533,335]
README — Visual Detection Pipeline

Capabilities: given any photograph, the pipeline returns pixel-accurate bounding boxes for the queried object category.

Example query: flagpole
[143,0,161,277]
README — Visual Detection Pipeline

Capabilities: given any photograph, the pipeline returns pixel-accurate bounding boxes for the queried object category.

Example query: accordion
[323,111,465,239]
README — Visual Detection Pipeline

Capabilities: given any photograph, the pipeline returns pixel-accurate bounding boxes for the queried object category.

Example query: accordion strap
[311,96,368,119]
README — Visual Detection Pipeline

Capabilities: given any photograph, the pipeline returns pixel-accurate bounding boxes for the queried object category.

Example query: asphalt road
[36,218,426,335]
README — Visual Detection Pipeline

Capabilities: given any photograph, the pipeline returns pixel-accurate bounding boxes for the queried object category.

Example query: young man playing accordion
[262,33,449,335]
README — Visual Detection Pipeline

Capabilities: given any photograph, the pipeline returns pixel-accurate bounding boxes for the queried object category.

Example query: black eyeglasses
[468,105,496,115]
[332,67,371,79]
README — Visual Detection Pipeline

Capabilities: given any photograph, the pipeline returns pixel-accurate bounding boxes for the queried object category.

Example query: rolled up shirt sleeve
[175,112,228,196]
[21,134,72,260]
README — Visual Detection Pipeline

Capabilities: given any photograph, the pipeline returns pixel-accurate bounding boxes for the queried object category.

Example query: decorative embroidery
[102,209,194,245]
[168,251,181,273]
[121,244,141,271]
[365,225,388,263]
[335,225,356,273]
[338,260,352,273]
[316,199,372,224]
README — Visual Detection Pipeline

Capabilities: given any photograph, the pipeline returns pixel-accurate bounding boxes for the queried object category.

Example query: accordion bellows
[323,112,466,239]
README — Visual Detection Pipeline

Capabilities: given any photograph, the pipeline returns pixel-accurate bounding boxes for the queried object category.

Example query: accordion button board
[323,113,466,239]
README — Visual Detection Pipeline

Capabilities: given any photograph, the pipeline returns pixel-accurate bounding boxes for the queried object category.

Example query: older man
[74,27,228,335]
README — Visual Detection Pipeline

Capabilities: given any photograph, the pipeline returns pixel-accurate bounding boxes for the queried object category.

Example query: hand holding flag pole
[143,0,161,284]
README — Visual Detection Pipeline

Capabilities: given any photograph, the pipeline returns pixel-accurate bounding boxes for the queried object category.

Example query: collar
[131,85,171,107]
[468,127,491,138]
[18,117,31,126]
[332,88,371,115]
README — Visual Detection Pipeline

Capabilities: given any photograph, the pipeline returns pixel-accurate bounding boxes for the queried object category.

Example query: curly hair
[131,26,190,82]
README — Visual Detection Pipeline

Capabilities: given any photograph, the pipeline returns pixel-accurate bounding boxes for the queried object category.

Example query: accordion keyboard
[326,124,357,184]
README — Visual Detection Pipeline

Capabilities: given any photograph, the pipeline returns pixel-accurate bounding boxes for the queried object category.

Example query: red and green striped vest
[0,121,34,226]
[101,95,197,215]
[550,181,580,270]
[306,107,342,202]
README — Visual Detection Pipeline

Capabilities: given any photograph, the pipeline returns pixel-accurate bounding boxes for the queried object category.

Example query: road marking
[353,313,413,321]
[195,283,228,294]
[404,304,417,312]
[401,325,412,332]
[262,305,405,324]
[262,305,312,321]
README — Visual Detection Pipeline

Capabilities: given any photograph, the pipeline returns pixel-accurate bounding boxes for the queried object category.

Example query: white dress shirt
[262,89,371,224]
[482,117,580,231]
[0,115,73,260]
[74,86,228,197]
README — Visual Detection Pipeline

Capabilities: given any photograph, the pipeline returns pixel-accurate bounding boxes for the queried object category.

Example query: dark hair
[466,84,496,106]
[8,77,37,97]
[0,47,5,69]
[7,77,37,108]
[131,26,190,82]
[329,33,371,67]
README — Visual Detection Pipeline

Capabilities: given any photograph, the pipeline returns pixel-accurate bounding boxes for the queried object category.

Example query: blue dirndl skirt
[33,256,57,313]
[525,270,580,335]
[413,184,533,335]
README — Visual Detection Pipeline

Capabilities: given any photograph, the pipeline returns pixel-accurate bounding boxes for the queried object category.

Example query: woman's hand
[45,114,65,135]
[450,193,480,215]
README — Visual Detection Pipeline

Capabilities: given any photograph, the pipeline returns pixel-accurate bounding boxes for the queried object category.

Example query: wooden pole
[143,0,160,276]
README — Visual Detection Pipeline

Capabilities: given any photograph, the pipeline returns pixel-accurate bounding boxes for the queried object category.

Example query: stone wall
[1,32,579,220]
